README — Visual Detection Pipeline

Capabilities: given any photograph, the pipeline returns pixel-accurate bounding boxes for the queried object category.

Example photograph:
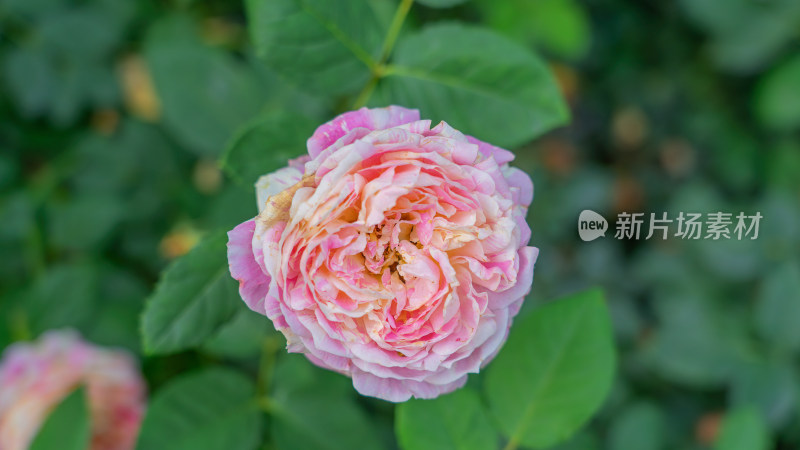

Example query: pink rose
[228,106,537,402]
[0,331,146,450]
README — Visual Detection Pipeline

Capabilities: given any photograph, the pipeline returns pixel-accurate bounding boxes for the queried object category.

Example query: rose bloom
[0,331,146,450]
[228,106,537,402]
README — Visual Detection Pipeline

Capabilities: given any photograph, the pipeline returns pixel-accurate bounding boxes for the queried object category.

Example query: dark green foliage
[29,387,91,450]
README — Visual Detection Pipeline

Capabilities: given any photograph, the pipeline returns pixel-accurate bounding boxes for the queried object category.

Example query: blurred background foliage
[1,0,799,449]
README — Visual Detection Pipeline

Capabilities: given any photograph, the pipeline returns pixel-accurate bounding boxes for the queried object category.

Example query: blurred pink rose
[0,331,146,450]
[228,106,537,402]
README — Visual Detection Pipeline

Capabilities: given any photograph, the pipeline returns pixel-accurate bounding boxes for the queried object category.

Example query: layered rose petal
[228,219,271,314]
[0,331,146,450]
[307,106,420,158]
[229,106,538,402]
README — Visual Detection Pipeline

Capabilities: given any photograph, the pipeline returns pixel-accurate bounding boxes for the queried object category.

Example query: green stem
[25,158,75,277]
[351,0,413,109]
[9,308,31,343]
[351,70,381,109]
[379,0,414,64]
[502,438,519,450]
[256,336,280,401]
[257,396,274,413]
[26,221,46,278]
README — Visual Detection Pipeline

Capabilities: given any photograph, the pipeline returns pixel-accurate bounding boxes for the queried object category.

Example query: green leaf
[220,112,317,186]
[245,0,388,95]
[756,192,800,263]
[766,140,800,191]
[679,0,800,73]
[30,387,91,450]
[2,0,63,18]
[755,260,800,354]
[71,120,176,194]
[47,194,125,252]
[269,354,387,450]
[202,306,275,359]
[145,18,267,157]
[202,184,258,230]
[395,388,497,450]
[477,0,591,60]
[70,120,180,224]
[547,431,600,450]
[415,0,468,8]
[250,59,332,118]
[39,7,126,61]
[678,0,749,34]
[84,267,149,353]
[484,288,615,449]
[0,191,35,243]
[25,264,98,334]
[2,47,56,118]
[607,402,666,450]
[1,3,130,125]
[730,362,798,429]
[755,55,800,132]
[374,23,569,149]
[141,231,240,355]
[644,291,754,387]
[709,21,796,74]
[136,368,260,450]
[714,407,771,450]
[0,153,19,191]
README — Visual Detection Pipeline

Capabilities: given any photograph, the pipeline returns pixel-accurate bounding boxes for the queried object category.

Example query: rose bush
[228,106,537,402]
[0,331,146,450]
